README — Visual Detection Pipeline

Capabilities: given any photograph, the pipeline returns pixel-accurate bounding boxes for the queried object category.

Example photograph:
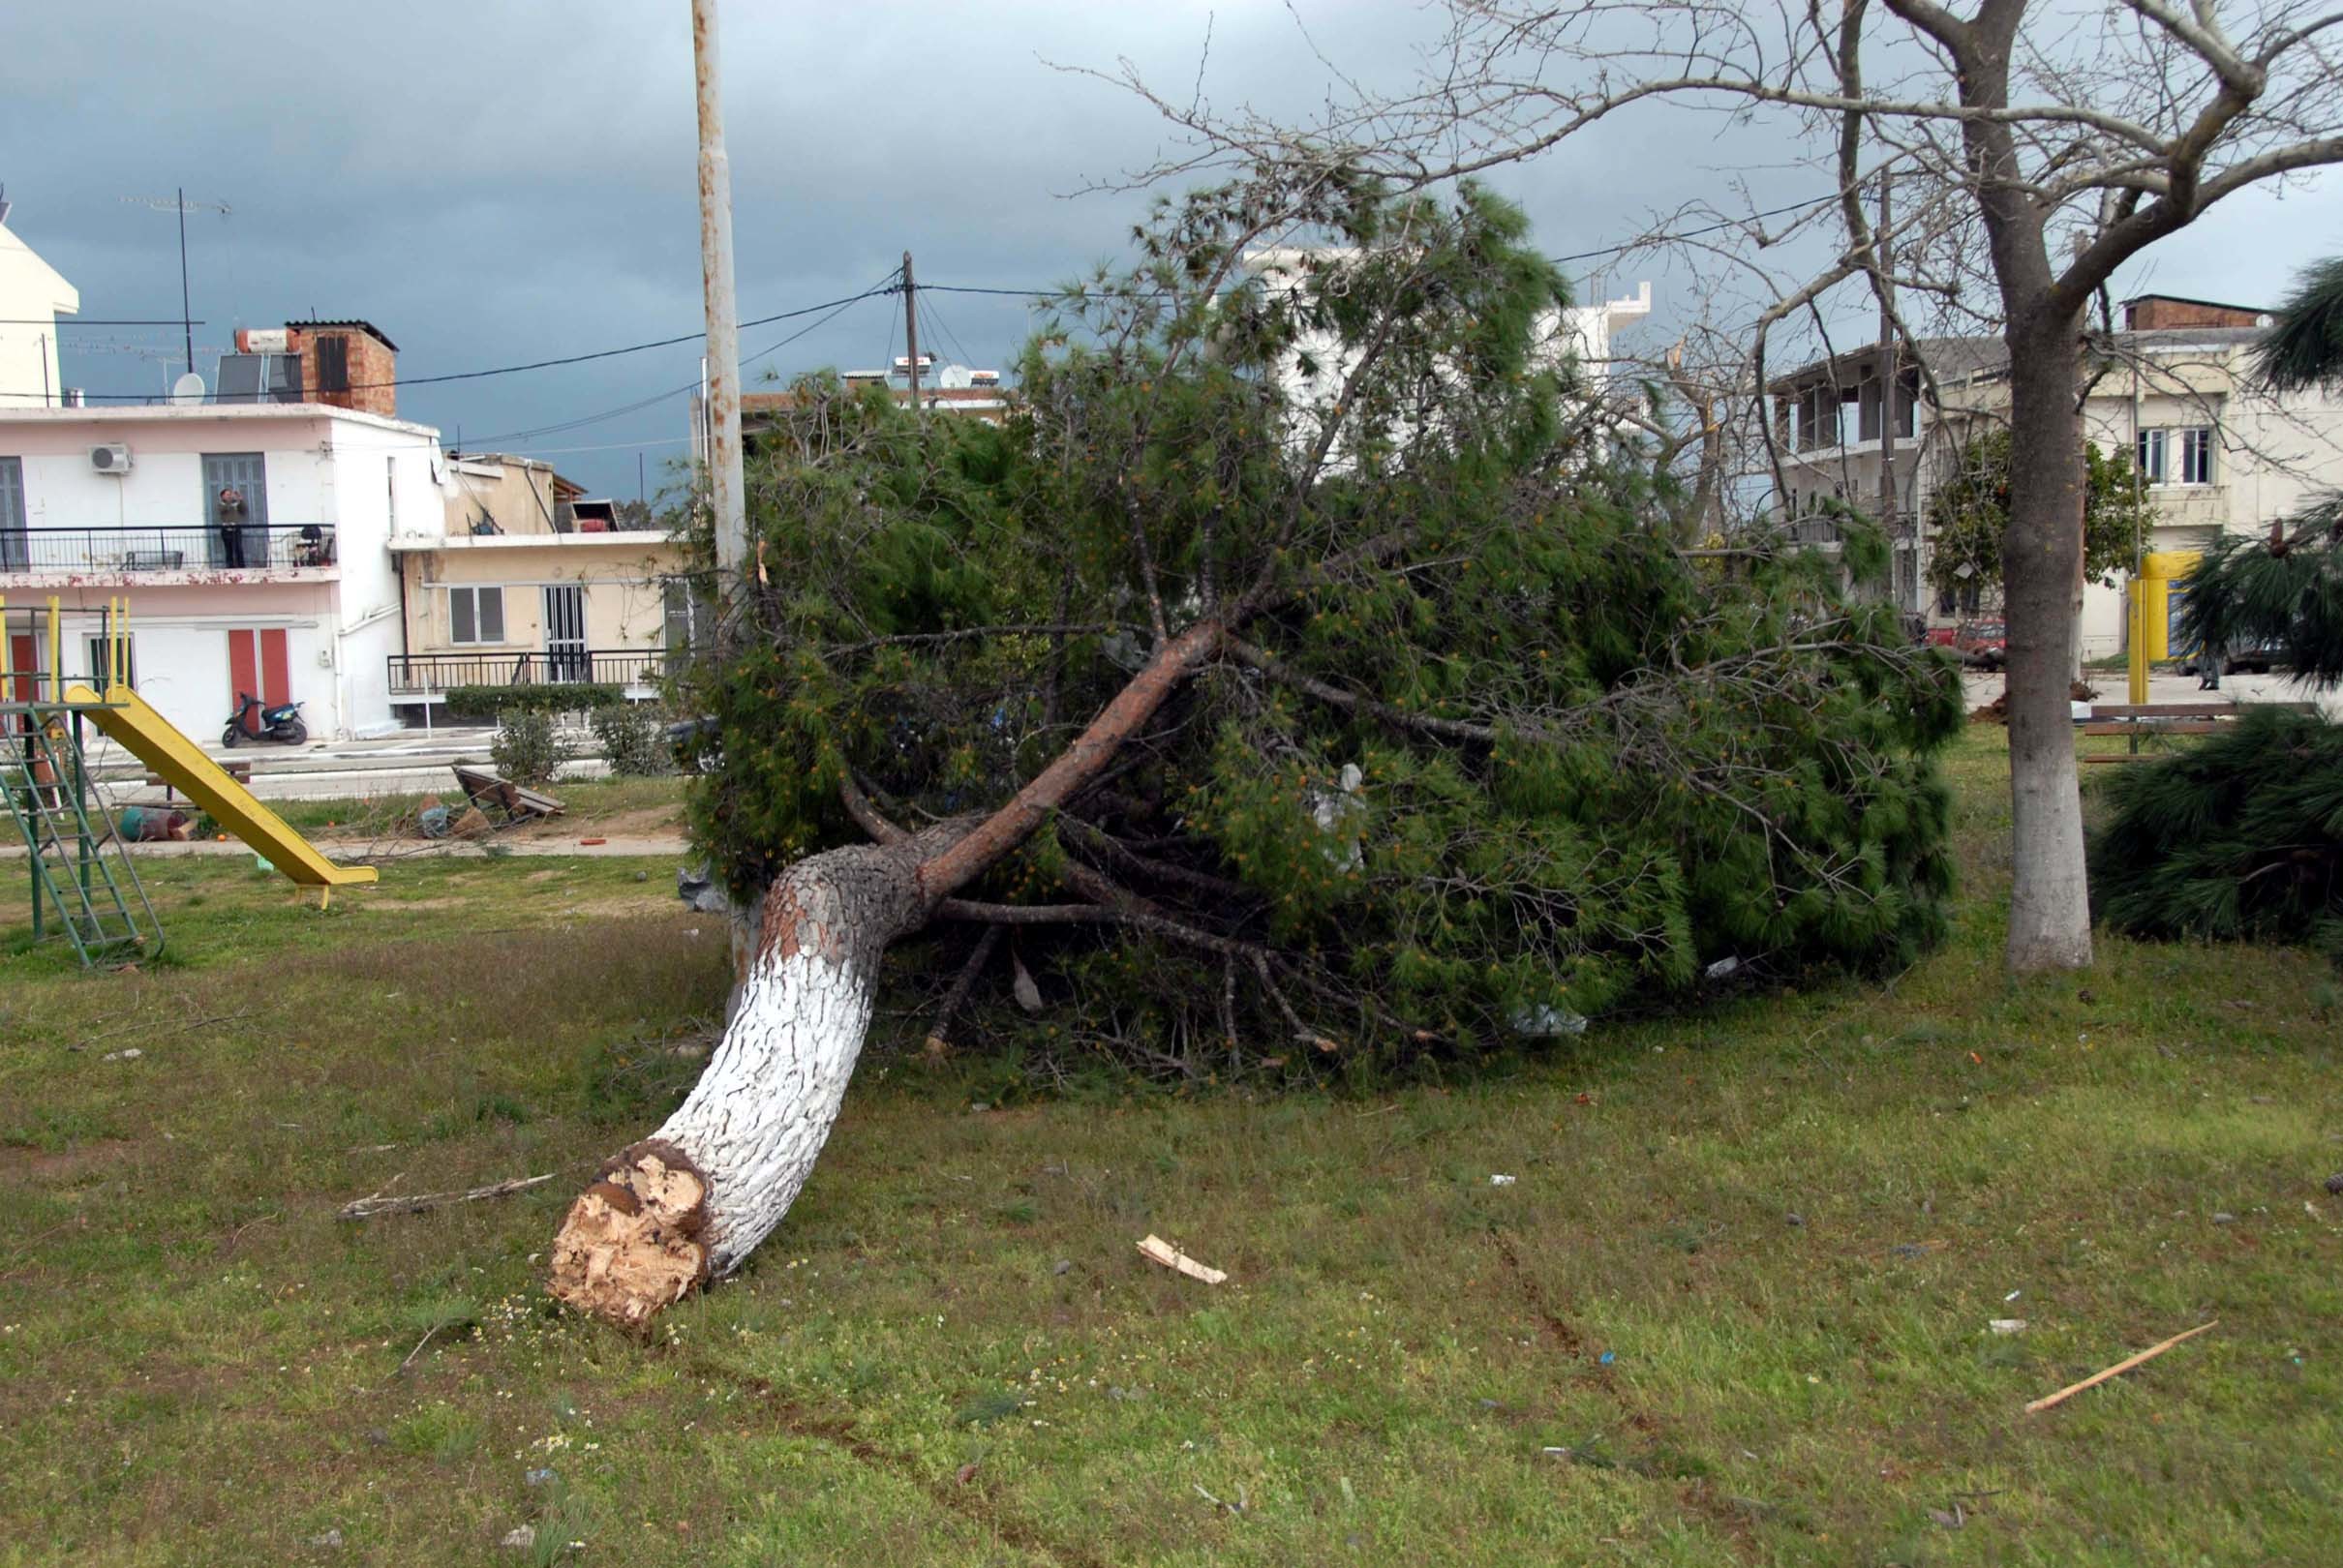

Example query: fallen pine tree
[549,170,1963,1328]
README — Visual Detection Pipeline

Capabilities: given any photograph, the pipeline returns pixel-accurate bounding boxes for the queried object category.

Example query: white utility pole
[691,0,748,586]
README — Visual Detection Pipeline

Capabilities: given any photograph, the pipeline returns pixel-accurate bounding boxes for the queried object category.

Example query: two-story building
[1,308,447,742]
[1768,293,2343,658]
[386,450,693,720]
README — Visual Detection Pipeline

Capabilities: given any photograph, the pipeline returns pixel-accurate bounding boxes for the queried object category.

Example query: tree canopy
[670,174,1963,1081]
[1924,429,2154,603]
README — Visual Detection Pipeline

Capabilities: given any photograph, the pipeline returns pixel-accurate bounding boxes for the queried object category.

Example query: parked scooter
[224,693,309,747]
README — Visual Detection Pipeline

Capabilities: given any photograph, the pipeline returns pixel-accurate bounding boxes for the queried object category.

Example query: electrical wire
[53,200,1838,409]
[451,269,898,451]
[71,283,903,403]
[2,317,213,325]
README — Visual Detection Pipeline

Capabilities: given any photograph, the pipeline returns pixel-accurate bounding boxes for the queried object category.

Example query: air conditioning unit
[90,444,133,474]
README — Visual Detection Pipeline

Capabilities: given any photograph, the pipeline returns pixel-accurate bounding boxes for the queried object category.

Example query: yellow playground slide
[65,681,379,891]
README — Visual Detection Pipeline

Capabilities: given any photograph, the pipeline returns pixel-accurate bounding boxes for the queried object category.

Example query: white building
[1768,294,2343,658]
[0,196,78,408]
[1238,248,1651,448]
[1,403,450,741]
[0,215,449,740]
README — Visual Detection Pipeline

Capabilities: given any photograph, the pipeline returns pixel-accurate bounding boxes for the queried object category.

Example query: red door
[6,633,36,736]
[6,633,35,704]
[227,628,290,733]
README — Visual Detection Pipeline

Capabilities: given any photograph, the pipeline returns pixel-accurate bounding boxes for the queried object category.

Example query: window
[2177,426,2214,485]
[0,456,24,572]
[662,576,716,657]
[448,586,505,646]
[386,456,398,532]
[85,635,135,690]
[2137,426,2214,486]
[315,335,350,393]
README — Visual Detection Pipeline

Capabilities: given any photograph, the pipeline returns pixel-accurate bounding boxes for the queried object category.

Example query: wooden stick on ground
[2024,1320,2218,1414]
[1137,1233,1228,1284]
[339,1173,553,1221]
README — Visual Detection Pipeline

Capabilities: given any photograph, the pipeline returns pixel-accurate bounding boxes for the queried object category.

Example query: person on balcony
[216,486,249,569]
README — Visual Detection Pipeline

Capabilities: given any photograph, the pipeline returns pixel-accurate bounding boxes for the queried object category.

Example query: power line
[51,201,1841,408]
[452,271,897,451]
[72,283,904,403]
[4,318,212,326]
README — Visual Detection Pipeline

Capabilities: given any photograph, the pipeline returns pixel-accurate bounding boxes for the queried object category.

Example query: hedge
[442,683,625,720]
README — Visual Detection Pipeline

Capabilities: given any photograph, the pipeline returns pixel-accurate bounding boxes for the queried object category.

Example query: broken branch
[2024,1319,2219,1413]
[339,1173,553,1221]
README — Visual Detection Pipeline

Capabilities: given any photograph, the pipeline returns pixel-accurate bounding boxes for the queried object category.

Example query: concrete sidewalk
[71,721,619,803]
[1961,667,2343,716]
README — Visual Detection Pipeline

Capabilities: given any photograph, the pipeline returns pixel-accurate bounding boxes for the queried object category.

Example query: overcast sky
[6,2,2338,498]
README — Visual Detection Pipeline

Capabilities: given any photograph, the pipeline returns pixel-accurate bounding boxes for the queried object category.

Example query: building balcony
[0,524,339,585]
[386,648,667,700]
[2147,483,2228,528]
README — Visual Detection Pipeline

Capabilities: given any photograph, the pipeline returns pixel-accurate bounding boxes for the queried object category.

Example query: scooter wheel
[223,723,243,748]
[279,719,309,746]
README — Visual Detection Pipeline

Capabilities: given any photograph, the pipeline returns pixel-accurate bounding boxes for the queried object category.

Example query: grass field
[3,732,2339,1565]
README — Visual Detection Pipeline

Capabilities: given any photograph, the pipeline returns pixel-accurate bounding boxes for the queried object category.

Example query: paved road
[1961,666,2342,716]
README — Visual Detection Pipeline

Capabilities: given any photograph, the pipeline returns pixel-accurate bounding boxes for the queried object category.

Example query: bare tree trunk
[549,621,1224,1329]
[1999,311,2094,972]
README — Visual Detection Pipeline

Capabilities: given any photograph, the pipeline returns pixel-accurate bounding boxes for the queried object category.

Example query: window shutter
[317,335,350,393]
[479,588,505,643]
[451,588,475,645]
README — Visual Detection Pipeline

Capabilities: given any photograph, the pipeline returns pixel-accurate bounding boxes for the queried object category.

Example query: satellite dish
[169,372,206,406]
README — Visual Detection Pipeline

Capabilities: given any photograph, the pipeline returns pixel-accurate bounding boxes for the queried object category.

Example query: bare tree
[1098,0,2343,972]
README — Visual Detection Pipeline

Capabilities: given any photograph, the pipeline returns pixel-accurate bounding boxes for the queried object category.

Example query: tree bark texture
[549,621,1223,1329]
[1998,312,2095,972]
[548,841,928,1327]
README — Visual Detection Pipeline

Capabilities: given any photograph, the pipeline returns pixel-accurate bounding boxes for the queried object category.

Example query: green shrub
[443,683,623,721]
[2089,708,2343,962]
[490,711,572,787]
[591,703,670,776]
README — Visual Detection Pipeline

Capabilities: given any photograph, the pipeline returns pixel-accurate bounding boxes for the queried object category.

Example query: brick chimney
[281,321,400,417]
[2122,294,2268,331]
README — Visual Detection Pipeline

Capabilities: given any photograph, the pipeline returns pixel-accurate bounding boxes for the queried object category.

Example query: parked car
[1954,618,2008,670]
[2179,639,2288,677]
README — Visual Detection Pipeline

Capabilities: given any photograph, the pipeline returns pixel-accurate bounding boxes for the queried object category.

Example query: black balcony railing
[0,524,338,575]
[386,648,666,696]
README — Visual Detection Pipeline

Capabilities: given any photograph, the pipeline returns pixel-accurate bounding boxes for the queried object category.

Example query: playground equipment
[4,594,376,970]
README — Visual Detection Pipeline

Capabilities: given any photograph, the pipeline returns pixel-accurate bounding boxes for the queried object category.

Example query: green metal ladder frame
[5,706,165,968]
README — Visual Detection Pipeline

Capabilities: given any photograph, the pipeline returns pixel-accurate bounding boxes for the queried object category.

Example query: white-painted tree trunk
[548,620,1227,1329]
[549,842,924,1328]
[658,941,875,1277]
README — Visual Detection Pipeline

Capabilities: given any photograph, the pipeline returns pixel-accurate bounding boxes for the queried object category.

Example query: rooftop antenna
[122,190,232,378]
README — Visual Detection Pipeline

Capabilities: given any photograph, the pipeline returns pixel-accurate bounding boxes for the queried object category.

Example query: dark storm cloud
[5,2,2335,498]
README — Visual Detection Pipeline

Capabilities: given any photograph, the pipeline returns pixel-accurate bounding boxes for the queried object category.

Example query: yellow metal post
[2127,579,2149,705]
[47,595,62,703]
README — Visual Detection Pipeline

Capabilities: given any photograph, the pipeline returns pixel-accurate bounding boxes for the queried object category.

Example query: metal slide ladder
[4,711,163,967]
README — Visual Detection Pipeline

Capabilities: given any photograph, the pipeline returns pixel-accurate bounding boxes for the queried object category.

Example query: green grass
[3,730,2340,1565]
